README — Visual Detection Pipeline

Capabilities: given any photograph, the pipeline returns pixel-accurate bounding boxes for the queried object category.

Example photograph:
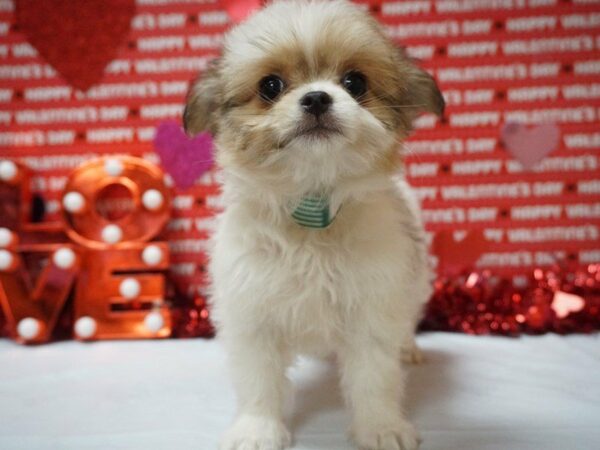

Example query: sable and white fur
[184,1,444,449]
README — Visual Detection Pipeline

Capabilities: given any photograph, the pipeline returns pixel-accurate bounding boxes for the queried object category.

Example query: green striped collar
[291,194,340,229]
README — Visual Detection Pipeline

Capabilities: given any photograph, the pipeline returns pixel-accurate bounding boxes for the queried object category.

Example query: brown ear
[183,58,222,136]
[403,65,445,118]
[396,48,445,123]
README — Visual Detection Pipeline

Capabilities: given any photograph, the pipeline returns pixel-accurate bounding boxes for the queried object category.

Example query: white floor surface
[1,332,599,450]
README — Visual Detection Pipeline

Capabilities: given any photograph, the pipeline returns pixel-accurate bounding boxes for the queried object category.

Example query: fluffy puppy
[184,1,444,449]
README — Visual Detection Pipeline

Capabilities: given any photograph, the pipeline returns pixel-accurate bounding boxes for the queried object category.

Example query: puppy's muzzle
[300,91,332,118]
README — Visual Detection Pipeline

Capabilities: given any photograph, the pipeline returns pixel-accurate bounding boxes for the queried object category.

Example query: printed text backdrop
[1,0,599,300]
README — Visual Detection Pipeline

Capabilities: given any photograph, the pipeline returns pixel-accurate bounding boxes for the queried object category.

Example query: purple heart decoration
[500,122,560,170]
[153,121,214,190]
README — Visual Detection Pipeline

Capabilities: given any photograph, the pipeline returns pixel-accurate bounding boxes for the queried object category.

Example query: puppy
[184,1,444,449]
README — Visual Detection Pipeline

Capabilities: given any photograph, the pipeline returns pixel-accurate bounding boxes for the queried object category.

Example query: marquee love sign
[0,156,172,344]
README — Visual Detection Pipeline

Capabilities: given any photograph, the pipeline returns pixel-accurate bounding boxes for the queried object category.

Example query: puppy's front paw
[220,415,291,450]
[401,344,424,365]
[352,418,420,450]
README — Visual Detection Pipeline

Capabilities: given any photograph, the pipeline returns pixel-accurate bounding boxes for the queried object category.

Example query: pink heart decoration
[501,122,560,170]
[153,121,214,190]
[551,291,585,319]
[223,0,263,24]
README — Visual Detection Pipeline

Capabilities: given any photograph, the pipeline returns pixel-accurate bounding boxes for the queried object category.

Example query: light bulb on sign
[142,245,163,266]
[0,160,18,182]
[0,250,14,271]
[0,228,14,247]
[63,191,86,213]
[74,316,97,339]
[144,311,165,333]
[142,189,164,211]
[104,158,124,177]
[17,317,41,340]
[101,224,123,244]
[119,278,141,299]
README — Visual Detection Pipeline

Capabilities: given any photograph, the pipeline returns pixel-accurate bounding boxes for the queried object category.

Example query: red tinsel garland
[171,296,215,339]
[1,265,598,341]
[420,264,600,335]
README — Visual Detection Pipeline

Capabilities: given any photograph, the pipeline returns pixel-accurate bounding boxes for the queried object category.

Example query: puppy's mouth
[298,124,341,138]
[277,115,344,149]
[292,120,343,141]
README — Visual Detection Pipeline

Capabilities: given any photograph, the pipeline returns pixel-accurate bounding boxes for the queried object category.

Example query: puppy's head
[184,0,443,192]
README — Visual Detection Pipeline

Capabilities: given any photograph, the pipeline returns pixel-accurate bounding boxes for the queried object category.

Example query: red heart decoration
[433,230,489,274]
[500,122,560,170]
[15,0,135,91]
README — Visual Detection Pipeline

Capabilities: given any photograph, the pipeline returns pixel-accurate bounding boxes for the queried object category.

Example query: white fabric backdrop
[1,332,599,450]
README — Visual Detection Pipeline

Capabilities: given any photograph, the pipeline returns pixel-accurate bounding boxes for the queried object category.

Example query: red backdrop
[1,0,599,304]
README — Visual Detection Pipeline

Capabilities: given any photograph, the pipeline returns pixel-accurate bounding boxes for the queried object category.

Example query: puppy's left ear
[403,65,445,118]
[183,58,222,136]
[396,51,445,123]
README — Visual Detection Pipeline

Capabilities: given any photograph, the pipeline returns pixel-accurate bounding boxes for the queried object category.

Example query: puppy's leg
[400,334,424,365]
[339,329,419,450]
[402,282,429,366]
[220,334,291,450]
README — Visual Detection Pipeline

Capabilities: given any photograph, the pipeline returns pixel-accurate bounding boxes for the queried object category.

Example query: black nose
[300,91,332,117]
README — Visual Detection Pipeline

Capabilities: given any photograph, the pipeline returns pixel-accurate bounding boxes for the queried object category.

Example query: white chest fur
[209,184,430,354]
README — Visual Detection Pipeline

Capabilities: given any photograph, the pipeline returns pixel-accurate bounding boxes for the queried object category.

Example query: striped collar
[291,194,341,229]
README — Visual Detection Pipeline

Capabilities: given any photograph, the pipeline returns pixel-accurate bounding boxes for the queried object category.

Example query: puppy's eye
[259,75,285,101]
[341,71,367,99]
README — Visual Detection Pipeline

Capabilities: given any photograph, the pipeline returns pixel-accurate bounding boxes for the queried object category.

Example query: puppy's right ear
[183,58,222,136]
